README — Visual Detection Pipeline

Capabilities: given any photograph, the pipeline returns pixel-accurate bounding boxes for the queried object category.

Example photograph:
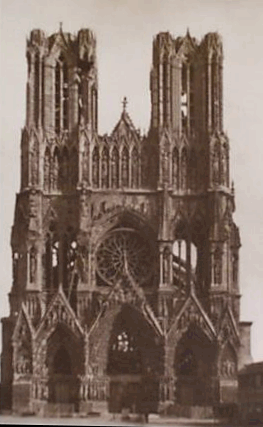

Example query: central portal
[107,305,162,414]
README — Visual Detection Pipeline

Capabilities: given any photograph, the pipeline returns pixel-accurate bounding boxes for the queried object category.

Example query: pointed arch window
[51,240,59,289]
[108,329,142,375]
[111,147,119,189]
[62,62,69,130]
[62,237,78,310]
[45,234,59,291]
[211,54,219,130]
[163,247,170,284]
[121,146,129,187]
[44,147,51,191]
[181,148,188,190]
[172,147,179,190]
[29,246,37,283]
[55,55,69,134]
[31,138,39,186]
[52,147,60,191]
[131,147,139,188]
[181,63,188,131]
[83,144,89,185]
[101,147,109,189]
[92,146,99,188]
[34,53,40,126]
[212,142,220,186]
[221,144,228,187]
[55,62,61,134]
[91,86,98,132]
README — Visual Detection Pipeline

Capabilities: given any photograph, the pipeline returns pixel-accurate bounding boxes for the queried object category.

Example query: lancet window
[52,147,59,191]
[101,147,109,188]
[131,147,139,188]
[34,53,40,126]
[181,63,188,131]
[31,138,38,186]
[44,147,51,191]
[121,147,129,187]
[44,232,81,309]
[172,147,179,190]
[92,146,99,188]
[45,234,59,292]
[29,246,37,283]
[111,147,119,188]
[82,145,89,184]
[181,148,188,190]
[55,55,69,134]
[163,247,170,284]
[173,221,198,291]
[212,142,220,186]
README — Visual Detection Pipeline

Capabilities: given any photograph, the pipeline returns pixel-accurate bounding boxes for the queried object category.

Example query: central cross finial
[122,96,128,111]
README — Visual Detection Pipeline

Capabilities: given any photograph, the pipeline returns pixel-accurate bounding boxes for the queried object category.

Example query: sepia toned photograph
[1,0,263,425]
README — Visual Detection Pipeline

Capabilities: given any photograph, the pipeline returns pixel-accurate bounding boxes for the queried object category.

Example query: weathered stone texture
[0,27,252,416]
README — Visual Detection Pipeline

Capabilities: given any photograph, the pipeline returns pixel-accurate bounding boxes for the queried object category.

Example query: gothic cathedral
[1,27,252,416]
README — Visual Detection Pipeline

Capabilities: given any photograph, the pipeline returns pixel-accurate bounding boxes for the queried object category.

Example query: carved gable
[218,305,240,347]
[35,286,84,341]
[12,304,34,375]
[169,293,216,342]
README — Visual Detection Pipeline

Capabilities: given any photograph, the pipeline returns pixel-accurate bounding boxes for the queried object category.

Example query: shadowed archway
[46,325,83,407]
[107,304,163,414]
[174,324,216,406]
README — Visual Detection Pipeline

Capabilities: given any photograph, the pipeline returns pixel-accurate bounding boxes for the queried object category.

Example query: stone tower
[1,27,252,416]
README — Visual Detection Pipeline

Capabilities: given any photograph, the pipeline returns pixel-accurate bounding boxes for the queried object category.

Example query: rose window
[96,228,153,286]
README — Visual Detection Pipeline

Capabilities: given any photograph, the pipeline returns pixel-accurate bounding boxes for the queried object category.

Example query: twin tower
[1,27,252,416]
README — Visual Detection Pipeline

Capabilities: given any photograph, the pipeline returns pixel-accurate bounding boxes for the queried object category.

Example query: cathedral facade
[1,27,252,415]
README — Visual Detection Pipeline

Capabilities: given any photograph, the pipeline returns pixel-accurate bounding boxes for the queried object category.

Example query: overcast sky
[1,0,263,361]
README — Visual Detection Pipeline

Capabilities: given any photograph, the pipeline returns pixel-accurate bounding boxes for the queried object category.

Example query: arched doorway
[46,325,82,408]
[107,305,163,414]
[174,325,216,406]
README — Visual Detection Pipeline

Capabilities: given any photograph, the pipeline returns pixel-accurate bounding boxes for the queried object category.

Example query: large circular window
[96,228,154,286]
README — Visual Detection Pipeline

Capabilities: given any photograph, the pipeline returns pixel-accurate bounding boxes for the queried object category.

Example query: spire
[122,96,128,112]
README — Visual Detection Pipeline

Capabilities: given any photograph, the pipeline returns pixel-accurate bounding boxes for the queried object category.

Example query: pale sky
[1,0,263,361]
